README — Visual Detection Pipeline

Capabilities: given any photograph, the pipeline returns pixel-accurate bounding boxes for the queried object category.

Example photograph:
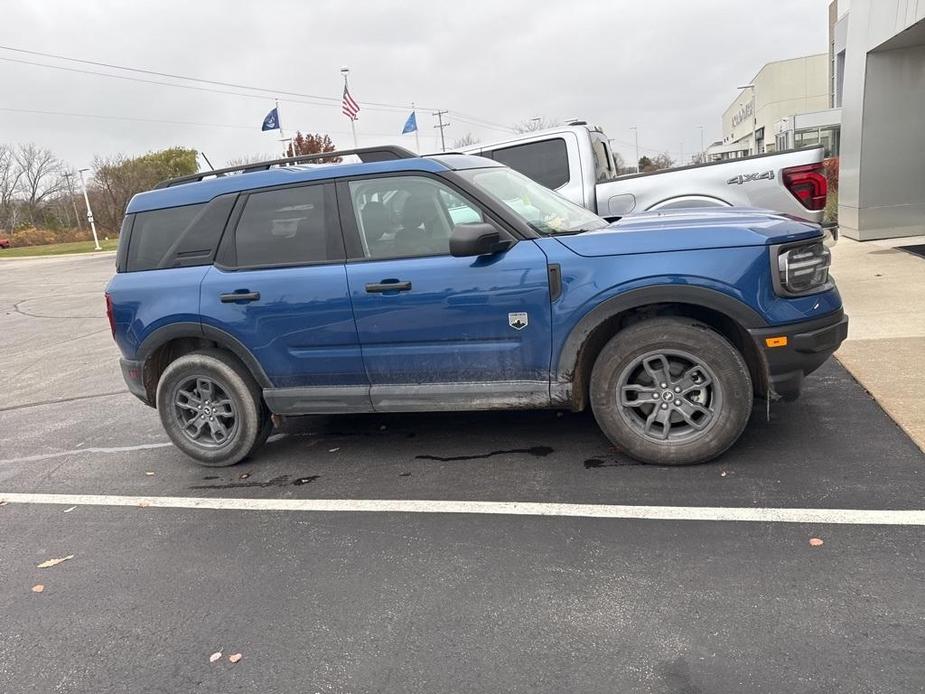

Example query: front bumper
[748,308,849,401]
[120,358,153,406]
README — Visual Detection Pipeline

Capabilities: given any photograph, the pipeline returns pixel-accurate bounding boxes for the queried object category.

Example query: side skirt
[263,381,552,415]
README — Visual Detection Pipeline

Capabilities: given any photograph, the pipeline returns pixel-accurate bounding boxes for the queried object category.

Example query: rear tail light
[772,241,832,296]
[105,292,116,337]
[782,163,827,211]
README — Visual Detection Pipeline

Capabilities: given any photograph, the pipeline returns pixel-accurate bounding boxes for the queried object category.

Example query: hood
[555,208,822,257]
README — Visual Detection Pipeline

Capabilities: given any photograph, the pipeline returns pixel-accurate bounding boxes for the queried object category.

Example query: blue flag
[401,111,417,134]
[261,107,280,131]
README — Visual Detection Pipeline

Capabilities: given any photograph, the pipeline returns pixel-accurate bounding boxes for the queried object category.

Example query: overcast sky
[0,0,830,170]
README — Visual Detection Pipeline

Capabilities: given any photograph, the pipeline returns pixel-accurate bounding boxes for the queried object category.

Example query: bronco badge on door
[508,312,528,330]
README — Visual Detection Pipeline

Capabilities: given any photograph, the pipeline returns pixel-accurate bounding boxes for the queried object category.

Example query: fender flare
[555,284,767,384]
[136,322,273,388]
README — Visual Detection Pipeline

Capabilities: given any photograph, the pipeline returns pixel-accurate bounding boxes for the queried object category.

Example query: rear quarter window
[126,203,207,272]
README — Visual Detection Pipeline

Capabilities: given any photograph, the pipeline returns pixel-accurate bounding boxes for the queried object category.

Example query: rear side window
[126,204,206,272]
[234,183,343,267]
[488,138,569,190]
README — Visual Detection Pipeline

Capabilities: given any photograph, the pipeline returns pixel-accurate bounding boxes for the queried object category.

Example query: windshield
[459,167,609,235]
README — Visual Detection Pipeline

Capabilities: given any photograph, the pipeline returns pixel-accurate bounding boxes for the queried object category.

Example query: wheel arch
[136,322,272,405]
[554,285,769,411]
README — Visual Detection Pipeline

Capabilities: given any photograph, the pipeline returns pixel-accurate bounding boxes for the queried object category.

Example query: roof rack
[154,145,418,189]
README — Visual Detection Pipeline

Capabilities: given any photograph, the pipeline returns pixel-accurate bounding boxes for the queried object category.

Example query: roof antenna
[200,152,215,171]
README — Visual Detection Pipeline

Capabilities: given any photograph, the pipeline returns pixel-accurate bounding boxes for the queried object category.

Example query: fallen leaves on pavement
[209,652,222,663]
[137,500,151,508]
[32,584,45,593]
[63,506,76,513]
[36,555,74,569]
[228,653,242,664]
[809,537,824,547]
[145,471,155,476]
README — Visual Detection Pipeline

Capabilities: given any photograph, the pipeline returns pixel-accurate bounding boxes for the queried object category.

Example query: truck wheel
[156,348,271,467]
[590,318,752,465]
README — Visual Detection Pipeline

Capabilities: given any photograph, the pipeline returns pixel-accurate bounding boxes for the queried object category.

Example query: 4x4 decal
[727,170,774,185]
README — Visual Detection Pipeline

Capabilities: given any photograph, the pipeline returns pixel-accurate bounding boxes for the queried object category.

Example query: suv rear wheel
[156,349,272,466]
[590,318,752,465]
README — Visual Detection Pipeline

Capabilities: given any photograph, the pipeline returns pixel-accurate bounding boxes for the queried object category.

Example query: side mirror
[449,223,511,257]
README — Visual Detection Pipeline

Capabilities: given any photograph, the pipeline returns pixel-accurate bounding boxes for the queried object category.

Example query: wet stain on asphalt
[584,457,641,469]
[416,446,554,462]
[190,474,320,490]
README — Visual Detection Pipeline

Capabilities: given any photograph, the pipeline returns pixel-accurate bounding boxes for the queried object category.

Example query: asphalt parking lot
[1,254,924,693]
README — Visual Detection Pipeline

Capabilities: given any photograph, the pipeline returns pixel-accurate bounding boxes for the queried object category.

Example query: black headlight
[771,240,832,296]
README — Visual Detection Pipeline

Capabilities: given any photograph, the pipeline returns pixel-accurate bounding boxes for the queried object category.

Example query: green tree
[91,147,198,233]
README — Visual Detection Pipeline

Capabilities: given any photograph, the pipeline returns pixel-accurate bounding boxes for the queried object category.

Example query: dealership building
[709,0,924,240]
[834,0,925,240]
[706,54,831,161]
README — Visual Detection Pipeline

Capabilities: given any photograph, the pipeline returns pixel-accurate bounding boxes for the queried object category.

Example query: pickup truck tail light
[105,292,116,337]
[772,241,832,296]
[782,163,827,211]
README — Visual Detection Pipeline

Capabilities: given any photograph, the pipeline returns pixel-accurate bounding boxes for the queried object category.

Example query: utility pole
[433,110,449,152]
[62,171,83,230]
[680,142,684,164]
[77,168,101,251]
[630,126,639,171]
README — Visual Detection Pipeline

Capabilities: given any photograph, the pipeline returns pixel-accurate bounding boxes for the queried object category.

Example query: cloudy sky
[0,0,830,170]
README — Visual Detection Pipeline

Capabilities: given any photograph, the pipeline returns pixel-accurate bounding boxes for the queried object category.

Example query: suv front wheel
[590,318,753,465]
[156,349,272,466]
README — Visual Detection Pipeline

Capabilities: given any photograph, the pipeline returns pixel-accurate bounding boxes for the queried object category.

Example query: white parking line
[1,492,924,525]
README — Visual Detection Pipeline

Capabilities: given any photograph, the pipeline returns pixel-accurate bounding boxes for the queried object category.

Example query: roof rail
[154,145,418,189]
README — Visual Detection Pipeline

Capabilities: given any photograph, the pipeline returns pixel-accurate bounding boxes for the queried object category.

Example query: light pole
[737,84,758,155]
[630,126,639,171]
[698,125,704,162]
[77,168,101,251]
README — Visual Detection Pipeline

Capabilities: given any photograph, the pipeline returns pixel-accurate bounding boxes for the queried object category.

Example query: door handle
[220,291,261,303]
[365,280,412,294]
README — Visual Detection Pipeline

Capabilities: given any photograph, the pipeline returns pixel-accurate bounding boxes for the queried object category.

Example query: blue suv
[105,146,848,467]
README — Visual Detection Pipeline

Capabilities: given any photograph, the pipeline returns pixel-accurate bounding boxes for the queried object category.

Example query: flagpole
[412,101,420,153]
[341,67,358,148]
[275,98,291,157]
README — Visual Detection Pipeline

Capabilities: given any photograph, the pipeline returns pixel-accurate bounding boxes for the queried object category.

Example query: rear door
[199,181,369,410]
[339,173,552,411]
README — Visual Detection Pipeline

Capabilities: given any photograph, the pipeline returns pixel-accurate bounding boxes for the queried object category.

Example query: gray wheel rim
[172,376,238,448]
[615,349,721,443]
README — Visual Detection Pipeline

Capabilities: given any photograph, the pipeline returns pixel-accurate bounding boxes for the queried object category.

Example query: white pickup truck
[460,123,830,226]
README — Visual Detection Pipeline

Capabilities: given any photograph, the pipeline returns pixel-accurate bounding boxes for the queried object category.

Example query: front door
[339,173,552,411]
[199,182,369,411]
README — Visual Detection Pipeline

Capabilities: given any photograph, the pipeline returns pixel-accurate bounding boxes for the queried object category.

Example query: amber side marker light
[765,336,788,348]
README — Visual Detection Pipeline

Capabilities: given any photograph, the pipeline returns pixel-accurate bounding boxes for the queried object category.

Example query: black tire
[156,348,271,467]
[590,318,752,466]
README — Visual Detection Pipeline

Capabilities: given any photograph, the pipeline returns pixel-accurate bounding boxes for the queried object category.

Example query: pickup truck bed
[462,125,828,224]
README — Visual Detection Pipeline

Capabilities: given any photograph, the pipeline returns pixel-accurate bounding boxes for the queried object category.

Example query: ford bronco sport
[105,146,848,467]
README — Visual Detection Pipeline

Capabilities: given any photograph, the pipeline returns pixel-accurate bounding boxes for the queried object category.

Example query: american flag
[342,86,360,121]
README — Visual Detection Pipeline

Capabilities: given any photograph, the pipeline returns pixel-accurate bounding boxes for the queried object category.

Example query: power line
[0,43,516,132]
[0,106,411,138]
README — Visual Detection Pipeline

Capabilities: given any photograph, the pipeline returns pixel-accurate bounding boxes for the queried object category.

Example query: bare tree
[512,117,561,133]
[224,153,274,167]
[0,144,24,231]
[650,152,675,171]
[452,133,480,148]
[14,143,64,224]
